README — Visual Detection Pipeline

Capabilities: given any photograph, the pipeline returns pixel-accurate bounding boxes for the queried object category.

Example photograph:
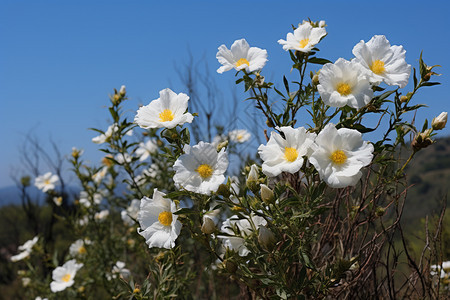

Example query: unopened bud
[258,226,276,251]
[266,119,275,128]
[217,140,228,151]
[78,286,85,293]
[423,72,432,81]
[119,85,126,96]
[21,176,31,187]
[113,93,121,104]
[201,216,216,234]
[246,164,260,191]
[71,147,83,159]
[225,260,237,273]
[399,96,408,103]
[375,206,385,217]
[432,112,448,130]
[412,129,433,151]
[312,74,320,86]
[260,184,274,204]
[217,184,231,197]
[318,20,326,27]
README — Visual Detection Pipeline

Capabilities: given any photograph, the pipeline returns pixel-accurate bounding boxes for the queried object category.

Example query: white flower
[432,112,448,130]
[258,127,316,177]
[11,236,38,262]
[121,199,141,226]
[135,139,158,161]
[173,142,229,195]
[34,172,59,193]
[111,261,131,280]
[135,88,194,129]
[78,216,89,226]
[352,35,411,88]
[228,129,251,143]
[137,189,182,249]
[278,22,326,53]
[50,259,83,293]
[79,191,103,208]
[94,210,109,221]
[216,38,268,74]
[309,124,374,188]
[35,297,48,300]
[22,277,31,287]
[92,124,132,144]
[220,214,267,256]
[119,85,126,95]
[211,134,227,147]
[230,176,241,204]
[318,58,373,109]
[92,124,116,144]
[114,153,132,164]
[135,164,160,184]
[92,166,108,184]
[69,239,87,257]
[318,20,326,28]
[53,196,63,206]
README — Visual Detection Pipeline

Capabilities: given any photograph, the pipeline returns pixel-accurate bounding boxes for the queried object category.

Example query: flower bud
[201,216,216,234]
[318,20,326,27]
[423,72,432,81]
[217,140,229,151]
[432,112,447,130]
[21,176,31,187]
[399,95,408,103]
[119,85,126,96]
[225,260,238,273]
[246,164,260,191]
[53,196,63,206]
[412,129,433,151]
[260,184,274,204]
[258,226,276,251]
[217,183,231,197]
[312,73,320,86]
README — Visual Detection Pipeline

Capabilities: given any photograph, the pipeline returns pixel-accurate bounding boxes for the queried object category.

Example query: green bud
[21,176,31,187]
[260,184,274,204]
[258,226,276,251]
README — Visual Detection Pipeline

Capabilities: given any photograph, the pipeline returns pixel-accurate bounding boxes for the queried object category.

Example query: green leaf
[283,76,290,94]
[421,81,440,87]
[307,57,332,65]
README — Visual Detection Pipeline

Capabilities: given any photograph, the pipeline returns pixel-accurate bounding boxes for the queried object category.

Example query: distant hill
[403,136,450,222]
[0,185,80,206]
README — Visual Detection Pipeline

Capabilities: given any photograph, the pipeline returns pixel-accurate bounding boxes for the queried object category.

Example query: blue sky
[1,0,449,188]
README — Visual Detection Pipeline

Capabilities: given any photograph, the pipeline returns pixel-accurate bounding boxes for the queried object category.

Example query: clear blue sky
[1,0,449,188]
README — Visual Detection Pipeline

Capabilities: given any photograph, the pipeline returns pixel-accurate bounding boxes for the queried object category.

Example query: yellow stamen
[196,164,213,179]
[336,83,352,96]
[78,246,86,254]
[370,60,385,75]
[330,150,347,165]
[44,179,51,185]
[62,274,71,282]
[236,58,250,68]
[159,109,174,122]
[299,38,309,48]
[237,134,243,141]
[158,211,173,226]
[284,147,298,162]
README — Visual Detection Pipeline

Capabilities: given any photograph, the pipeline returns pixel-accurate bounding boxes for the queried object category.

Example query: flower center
[284,147,298,162]
[336,83,352,96]
[78,246,86,254]
[299,38,309,48]
[159,109,174,122]
[44,179,51,185]
[236,58,250,67]
[237,134,243,141]
[62,274,71,282]
[158,211,173,226]
[196,164,213,179]
[370,60,385,75]
[330,150,347,165]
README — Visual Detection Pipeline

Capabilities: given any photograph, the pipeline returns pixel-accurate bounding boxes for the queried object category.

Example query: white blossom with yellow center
[309,123,374,188]
[278,22,327,53]
[216,38,268,74]
[34,172,59,193]
[134,88,194,129]
[318,58,373,109]
[10,236,39,262]
[258,126,316,177]
[50,259,83,292]
[69,239,88,257]
[228,129,251,143]
[352,35,411,88]
[173,142,229,195]
[137,189,182,249]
